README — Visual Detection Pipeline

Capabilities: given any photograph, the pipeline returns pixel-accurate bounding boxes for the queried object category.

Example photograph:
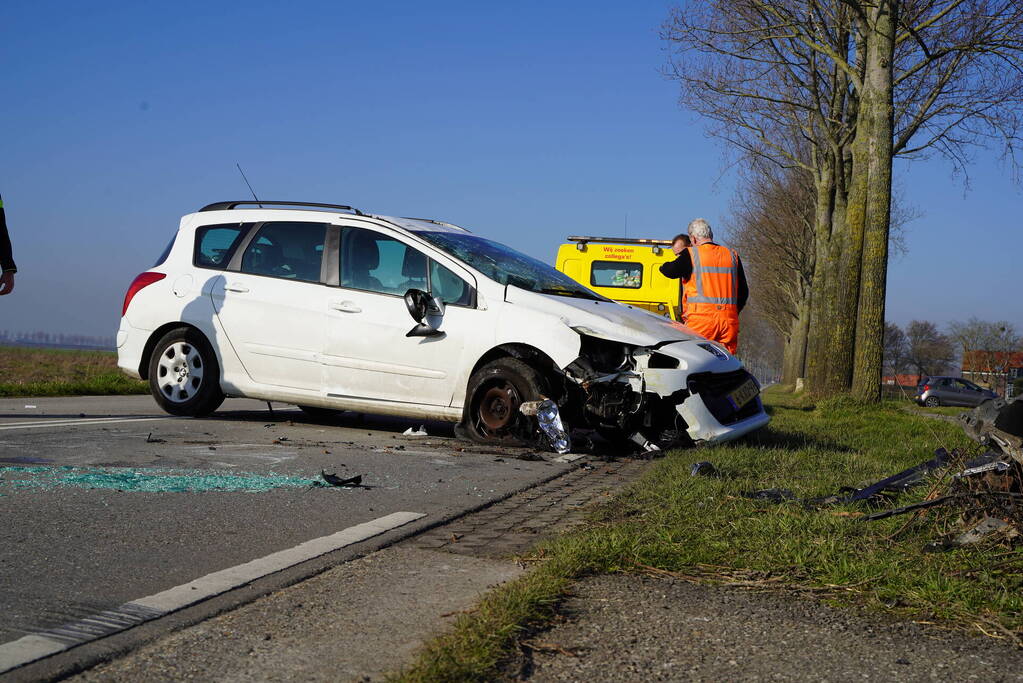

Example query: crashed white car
[117,201,769,449]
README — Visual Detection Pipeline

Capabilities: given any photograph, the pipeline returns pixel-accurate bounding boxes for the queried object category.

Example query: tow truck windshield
[414,231,605,301]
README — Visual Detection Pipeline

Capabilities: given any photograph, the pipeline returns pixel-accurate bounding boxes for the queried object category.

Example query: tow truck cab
[554,236,682,321]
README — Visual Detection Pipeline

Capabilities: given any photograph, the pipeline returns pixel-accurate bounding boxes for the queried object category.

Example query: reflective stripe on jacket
[683,243,739,317]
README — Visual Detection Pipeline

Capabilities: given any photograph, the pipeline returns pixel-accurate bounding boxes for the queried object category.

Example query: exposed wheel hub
[479,385,518,431]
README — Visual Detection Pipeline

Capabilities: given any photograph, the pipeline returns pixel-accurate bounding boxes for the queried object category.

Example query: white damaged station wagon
[118,201,769,450]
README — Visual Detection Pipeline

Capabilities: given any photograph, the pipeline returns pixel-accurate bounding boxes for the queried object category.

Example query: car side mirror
[404,288,446,337]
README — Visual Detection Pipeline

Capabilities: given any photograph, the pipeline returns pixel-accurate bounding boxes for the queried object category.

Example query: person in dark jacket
[0,195,16,295]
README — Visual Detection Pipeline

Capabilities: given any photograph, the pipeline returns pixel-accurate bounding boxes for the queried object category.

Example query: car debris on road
[733,397,1023,551]
[319,471,367,488]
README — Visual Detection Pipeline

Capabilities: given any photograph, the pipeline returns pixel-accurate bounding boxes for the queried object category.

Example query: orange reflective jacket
[683,244,740,318]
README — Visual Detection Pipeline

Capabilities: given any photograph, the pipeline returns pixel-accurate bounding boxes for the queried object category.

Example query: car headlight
[698,342,729,360]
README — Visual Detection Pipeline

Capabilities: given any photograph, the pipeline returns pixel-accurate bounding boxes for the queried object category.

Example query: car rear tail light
[122,272,166,316]
[923,384,930,392]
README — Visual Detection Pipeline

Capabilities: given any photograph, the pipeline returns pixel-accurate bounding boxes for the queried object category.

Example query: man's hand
[0,271,15,295]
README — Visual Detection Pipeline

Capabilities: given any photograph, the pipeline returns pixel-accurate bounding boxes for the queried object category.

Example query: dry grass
[0,346,147,396]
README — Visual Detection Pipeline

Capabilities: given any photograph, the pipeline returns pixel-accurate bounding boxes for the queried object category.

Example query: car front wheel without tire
[924,396,940,407]
[148,328,225,416]
[463,357,547,444]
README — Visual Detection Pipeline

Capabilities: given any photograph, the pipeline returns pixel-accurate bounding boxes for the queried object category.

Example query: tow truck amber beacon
[117,201,769,450]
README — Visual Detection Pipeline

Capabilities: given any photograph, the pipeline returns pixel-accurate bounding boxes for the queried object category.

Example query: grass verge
[0,346,147,397]
[396,388,1022,681]
[902,403,974,418]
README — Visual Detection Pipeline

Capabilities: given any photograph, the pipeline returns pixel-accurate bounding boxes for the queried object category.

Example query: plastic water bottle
[536,399,571,454]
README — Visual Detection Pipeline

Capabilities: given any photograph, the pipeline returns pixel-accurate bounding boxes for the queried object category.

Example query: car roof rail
[199,200,366,216]
[567,235,673,246]
[398,217,471,232]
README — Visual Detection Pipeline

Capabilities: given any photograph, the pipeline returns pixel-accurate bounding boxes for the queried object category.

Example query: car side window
[430,260,473,307]
[340,228,427,295]
[938,378,952,387]
[240,222,326,282]
[194,223,252,270]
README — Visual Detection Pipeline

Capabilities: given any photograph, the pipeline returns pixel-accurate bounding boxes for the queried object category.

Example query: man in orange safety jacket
[659,218,747,354]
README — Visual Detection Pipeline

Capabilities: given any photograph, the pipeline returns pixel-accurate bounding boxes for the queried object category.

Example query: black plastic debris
[744,488,795,503]
[809,448,954,507]
[690,461,717,477]
[145,432,166,444]
[862,399,1023,546]
[515,452,547,462]
[862,491,1023,522]
[320,471,364,488]
[745,449,954,508]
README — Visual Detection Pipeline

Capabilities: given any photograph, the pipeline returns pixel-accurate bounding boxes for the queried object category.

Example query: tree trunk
[782,295,811,386]
[806,147,858,397]
[852,1,897,402]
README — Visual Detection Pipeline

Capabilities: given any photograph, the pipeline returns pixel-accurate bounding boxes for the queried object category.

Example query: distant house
[961,350,1023,397]
[882,374,921,387]
[1010,366,1023,400]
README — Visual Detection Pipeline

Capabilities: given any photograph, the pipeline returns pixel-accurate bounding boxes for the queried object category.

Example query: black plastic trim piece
[324,225,341,287]
[225,222,263,272]
[200,201,365,216]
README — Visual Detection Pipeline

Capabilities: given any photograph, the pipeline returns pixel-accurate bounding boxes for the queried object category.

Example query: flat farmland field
[0,346,147,397]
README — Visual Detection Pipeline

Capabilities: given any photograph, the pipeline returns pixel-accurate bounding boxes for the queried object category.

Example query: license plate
[727,378,760,410]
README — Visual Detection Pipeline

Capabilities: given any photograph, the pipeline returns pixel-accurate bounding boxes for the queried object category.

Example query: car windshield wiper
[540,287,600,300]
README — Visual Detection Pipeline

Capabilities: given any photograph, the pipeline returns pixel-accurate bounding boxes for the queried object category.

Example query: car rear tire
[462,357,547,444]
[924,396,940,407]
[148,327,225,416]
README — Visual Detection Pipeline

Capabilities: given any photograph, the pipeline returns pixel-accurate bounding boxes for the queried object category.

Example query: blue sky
[2,1,1021,339]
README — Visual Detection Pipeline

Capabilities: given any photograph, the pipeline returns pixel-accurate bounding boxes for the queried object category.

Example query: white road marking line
[0,416,174,432]
[0,511,426,674]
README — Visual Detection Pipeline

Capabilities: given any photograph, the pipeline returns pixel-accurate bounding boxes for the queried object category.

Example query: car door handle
[224,283,250,293]
[331,300,362,313]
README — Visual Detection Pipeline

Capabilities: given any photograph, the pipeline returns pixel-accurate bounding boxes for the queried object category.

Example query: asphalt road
[0,395,576,652]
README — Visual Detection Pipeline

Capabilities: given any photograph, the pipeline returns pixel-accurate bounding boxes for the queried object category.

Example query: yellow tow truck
[555,236,682,321]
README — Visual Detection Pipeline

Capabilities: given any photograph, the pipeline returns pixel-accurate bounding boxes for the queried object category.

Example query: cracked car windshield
[413,231,604,300]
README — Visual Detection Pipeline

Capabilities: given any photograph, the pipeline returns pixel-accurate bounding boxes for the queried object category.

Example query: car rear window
[194,223,252,270]
[240,222,327,282]
[591,261,642,289]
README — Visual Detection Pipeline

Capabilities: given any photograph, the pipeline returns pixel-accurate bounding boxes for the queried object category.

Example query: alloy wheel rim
[156,341,204,403]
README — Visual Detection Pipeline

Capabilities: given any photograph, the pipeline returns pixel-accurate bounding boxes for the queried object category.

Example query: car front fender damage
[539,334,769,451]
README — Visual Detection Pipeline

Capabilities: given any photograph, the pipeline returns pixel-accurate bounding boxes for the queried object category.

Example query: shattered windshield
[413,231,606,300]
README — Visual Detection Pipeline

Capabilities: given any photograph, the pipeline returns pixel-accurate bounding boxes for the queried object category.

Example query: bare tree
[663,2,860,395]
[726,159,816,385]
[738,309,786,383]
[850,0,1023,400]
[663,0,1023,400]
[883,321,910,376]
[948,317,1023,393]
[905,319,955,382]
